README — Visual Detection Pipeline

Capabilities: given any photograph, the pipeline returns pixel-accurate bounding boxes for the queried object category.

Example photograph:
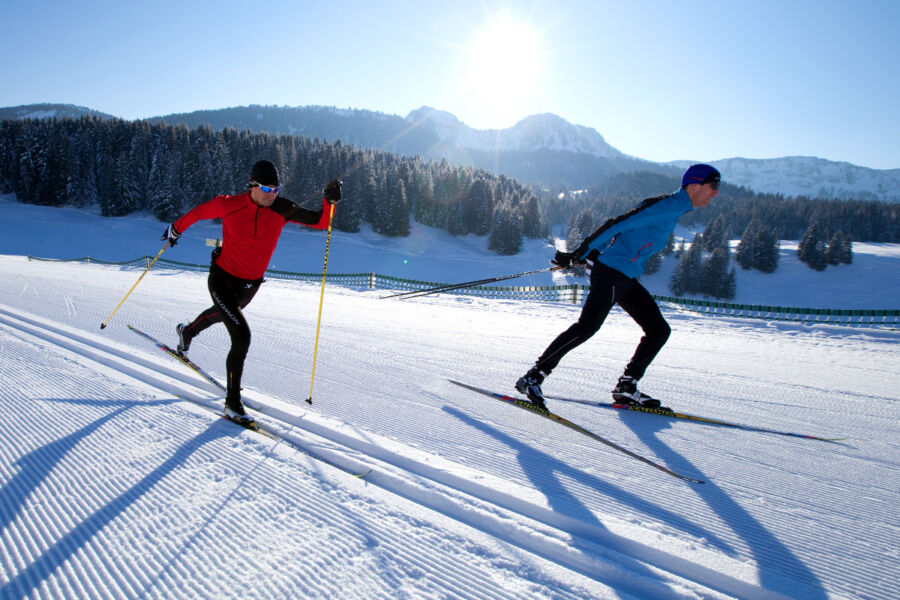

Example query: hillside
[2,194,898,310]
[4,102,897,200]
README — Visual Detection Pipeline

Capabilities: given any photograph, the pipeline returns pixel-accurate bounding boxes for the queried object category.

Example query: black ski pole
[383,265,565,300]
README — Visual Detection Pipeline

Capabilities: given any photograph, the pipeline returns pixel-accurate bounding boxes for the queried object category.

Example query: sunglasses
[704,177,720,191]
[252,182,281,194]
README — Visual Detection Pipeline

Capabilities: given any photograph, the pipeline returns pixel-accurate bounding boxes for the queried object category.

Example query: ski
[128,324,372,478]
[187,397,372,478]
[448,380,704,484]
[127,324,226,393]
[546,395,845,443]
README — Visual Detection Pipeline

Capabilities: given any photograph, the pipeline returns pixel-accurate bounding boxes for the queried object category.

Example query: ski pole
[307,203,337,405]
[383,265,566,300]
[100,242,170,329]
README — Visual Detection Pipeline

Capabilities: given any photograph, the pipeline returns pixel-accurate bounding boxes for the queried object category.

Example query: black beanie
[249,160,279,187]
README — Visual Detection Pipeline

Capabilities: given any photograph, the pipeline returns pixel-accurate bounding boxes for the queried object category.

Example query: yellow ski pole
[100,242,170,329]
[307,203,337,405]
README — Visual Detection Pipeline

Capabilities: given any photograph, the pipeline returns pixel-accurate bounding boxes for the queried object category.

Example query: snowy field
[3,194,900,310]
[1,195,899,599]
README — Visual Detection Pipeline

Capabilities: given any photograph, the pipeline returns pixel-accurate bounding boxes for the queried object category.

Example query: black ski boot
[175,323,192,355]
[516,367,548,410]
[224,394,257,428]
[612,376,661,408]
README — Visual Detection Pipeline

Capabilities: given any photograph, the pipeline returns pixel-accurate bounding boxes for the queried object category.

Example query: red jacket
[174,191,332,280]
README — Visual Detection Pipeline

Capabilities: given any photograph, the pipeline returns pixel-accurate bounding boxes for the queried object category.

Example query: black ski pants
[182,262,262,401]
[535,262,670,380]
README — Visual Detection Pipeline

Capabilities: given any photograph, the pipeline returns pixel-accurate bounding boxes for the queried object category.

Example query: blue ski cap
[681,164,721,188]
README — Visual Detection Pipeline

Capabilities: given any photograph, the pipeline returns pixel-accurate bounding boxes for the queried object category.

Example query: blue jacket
[573,188,693,279]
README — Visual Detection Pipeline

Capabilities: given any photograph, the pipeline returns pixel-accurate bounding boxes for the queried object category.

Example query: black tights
[181,264,262,400]
[535,262,670,380]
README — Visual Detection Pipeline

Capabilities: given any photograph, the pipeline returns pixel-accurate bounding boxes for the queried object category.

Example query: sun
[463,14,544,125]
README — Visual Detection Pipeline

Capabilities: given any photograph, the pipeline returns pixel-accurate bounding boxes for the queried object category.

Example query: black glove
[162,224,181,247]
[324,179,342,205]
[552,250,577,268]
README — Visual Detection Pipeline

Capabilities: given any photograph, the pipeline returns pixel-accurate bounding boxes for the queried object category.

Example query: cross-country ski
[546,394,845,442]
[448,380,705,484]
[127,323,372,478]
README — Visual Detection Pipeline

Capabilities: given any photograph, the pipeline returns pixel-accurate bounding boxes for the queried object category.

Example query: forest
[1,117,897,282]
[0,117,546,255]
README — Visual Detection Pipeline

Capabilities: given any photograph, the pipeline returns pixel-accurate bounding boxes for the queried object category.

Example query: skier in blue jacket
[516,164,721,409]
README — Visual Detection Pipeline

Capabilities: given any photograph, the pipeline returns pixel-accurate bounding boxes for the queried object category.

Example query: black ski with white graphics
[545,394,845,443]
[127,324,227,392]
[128,324,372,478]
[448,380,704,484]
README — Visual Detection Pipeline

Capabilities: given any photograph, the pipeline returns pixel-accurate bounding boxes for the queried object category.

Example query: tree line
[548,170,884,299]
[544,170,899,244]
[0,117,548,255]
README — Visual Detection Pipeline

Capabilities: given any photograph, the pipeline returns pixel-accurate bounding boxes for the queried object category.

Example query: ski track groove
[2,256,898,600]
[0,304,740,600]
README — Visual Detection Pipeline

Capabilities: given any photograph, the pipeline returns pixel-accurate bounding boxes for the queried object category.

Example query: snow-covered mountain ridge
[3,103,899,201]
[671,156,900,202]
[405,106,628,159]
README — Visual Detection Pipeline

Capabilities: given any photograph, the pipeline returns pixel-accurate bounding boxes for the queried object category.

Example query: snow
[406,107,626,158]
[1,194,898,599]
[669,157,900,202]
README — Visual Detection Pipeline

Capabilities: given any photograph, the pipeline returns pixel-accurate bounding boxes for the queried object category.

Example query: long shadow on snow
[444,406,734,590]
[0,397,232,599]
[619,412,828,600]
[0,397,176,537]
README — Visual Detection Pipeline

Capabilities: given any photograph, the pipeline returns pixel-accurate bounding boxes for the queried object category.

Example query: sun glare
[464,14,543,125]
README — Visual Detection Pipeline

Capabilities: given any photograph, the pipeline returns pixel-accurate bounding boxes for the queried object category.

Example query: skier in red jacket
[161,160,342,425]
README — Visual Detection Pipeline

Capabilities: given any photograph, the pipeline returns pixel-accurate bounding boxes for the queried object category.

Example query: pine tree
[488,203,523,255]
[662,232,675,255]
[521,193,543,238]
[736,220,759,270]
[566,208,595,251]
[839,232,853,264]
[466,177,493,235]
[756,225,779,273]
[798,222,827,271]
[670,234,703,296]
[702,215,729,252]
[825,231,841,265]
[644,251,663,275]
[736,219,779,273]
[701,247,733,298]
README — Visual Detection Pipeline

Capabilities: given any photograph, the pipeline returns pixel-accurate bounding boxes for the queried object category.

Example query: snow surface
[1,195,899,599]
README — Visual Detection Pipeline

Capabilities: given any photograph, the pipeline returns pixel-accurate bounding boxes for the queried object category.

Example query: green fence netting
[27,255,899,328]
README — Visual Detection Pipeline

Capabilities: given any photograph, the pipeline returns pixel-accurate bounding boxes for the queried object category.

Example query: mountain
[147,104,900,201]
[670,156,900,202]
[405,107,626,158]
[3,103,899,200]
[0,103,115,121]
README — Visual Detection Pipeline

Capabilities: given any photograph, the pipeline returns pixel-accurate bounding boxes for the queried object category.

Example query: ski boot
[611,376,662,409]
[224,395,257,429]
[516,367,548,410]
[175,323,192,355]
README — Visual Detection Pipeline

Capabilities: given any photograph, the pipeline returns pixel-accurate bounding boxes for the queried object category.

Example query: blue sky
[3,0,898,170]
